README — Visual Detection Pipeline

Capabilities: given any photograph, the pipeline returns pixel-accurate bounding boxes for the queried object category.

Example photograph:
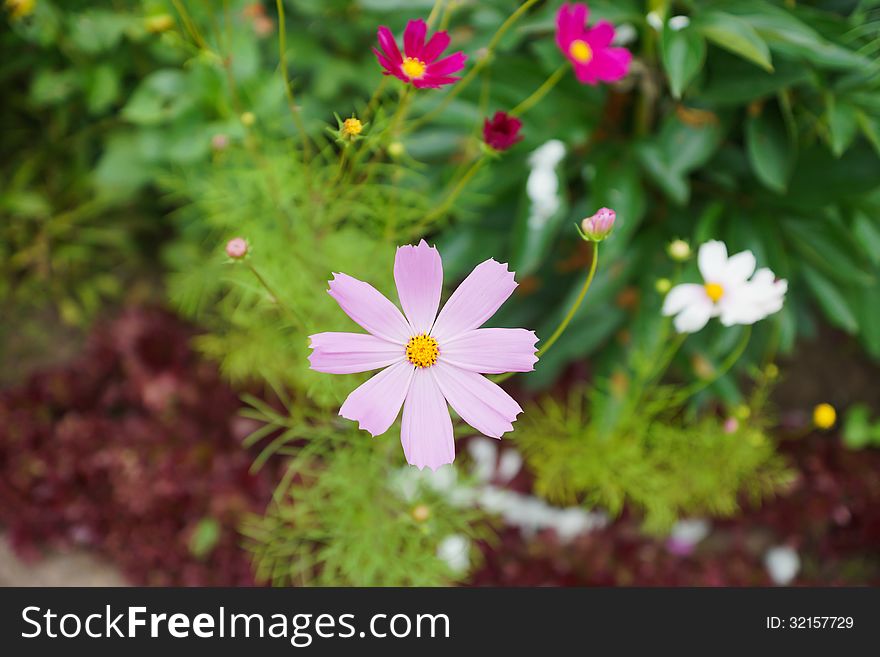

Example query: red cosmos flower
[373,19,467,89]
[483,111,523,151]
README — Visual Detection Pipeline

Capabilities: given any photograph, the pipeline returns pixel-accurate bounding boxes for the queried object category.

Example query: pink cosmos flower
[556,3,632,85]
[373,19,467,89]
[309,241,538,470]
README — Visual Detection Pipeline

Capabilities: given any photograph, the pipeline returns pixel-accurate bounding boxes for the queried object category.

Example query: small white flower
[764,546,800,585]
[437,534,471,574]
[528,139,566,170]
[612,23,637,46]
[668,15,691,31]
[496,449,523,483]
[662,240,787,333]
[646,11,664,31]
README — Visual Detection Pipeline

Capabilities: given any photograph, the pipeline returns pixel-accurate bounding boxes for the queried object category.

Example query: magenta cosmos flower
[309,241,538,470]
[556,3,631,85]
[373,19,467,89]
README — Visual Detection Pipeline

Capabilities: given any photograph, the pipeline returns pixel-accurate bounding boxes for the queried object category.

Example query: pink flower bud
[225,237,248,259]
[580,207,616,241]
[211,133,229,151]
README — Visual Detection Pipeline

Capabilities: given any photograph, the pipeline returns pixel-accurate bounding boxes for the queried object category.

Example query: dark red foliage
[471,437,880,586]
[0,308,277,586]
[482,111,523,151]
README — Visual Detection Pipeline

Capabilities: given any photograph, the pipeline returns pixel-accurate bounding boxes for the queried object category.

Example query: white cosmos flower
[662,240,787,333]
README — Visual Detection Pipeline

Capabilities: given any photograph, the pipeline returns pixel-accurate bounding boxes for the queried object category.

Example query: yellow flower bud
[813,403,836,430]
[240,111,256,127]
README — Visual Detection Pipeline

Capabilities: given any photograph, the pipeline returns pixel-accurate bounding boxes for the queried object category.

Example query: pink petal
[377,25,402,65]
[340,360,414,436]
[403,19,427,59]
[373,47,409,82]
[440,328,538,374]
[586,20,615,49]
[327,273,411,344]
[593,47,632,82]
[573,61,599,85]
[431,259,517,342]
[413,75,461,89]
[421,30,451,62]
[432,363,522,439]
[425,52,467,76]
[308,332,403,374]
[400,369,454,470]
[394,239,443,334]
[556,3,588,52]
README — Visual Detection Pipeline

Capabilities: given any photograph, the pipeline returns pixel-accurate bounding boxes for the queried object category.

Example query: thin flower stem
[493,241,600,385]
[510,64,567,116]
[426,0,446,28]
[678,325,752,401]
[408,0,542,131]
[171,0,209,50]
[409,156,486,238]
[276,0,313,162]
[247,263,307,330]
[537,241,599,358]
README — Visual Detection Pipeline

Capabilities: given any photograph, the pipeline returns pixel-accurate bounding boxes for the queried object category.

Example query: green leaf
[784,219,874,286]
[695,11,773,72]
[801,265,859,333]
[86,64,120,115]
[715,0,869,70]
[121,69,195,125]
[660,24,706,99]
[188,518,221,559]
[853,212,880,267]
[826,96,859,157]
[843,405,872,449]
[854,267,880,358]
[856,110,880,158]
[745,105,794,193]
[68,10,134,54]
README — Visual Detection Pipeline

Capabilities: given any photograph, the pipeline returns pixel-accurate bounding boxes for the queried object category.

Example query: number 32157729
[766,616,854,629]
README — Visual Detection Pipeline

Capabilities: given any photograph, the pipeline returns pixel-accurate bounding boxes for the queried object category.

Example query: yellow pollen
[569,40,593,64]
[401,57,427,80]
[342,117,363,136]
[704,282,724,303]
[406,333,439,368]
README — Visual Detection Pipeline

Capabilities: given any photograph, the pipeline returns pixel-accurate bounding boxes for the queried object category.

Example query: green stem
[510,64,567,116]
[408,0,542,131]
[276,0,313,162]
[408,156,486,238]
[679,325,752,401]
[493,241,600,385]
[247,263,307,330]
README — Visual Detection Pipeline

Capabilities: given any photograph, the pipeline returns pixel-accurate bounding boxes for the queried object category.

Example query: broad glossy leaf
[660,24,706,99]
[745,105,794,193]
[801,265,859,334]
[826,96,859,157]
[695,11,773,72]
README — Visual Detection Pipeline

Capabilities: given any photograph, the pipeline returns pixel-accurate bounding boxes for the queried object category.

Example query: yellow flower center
[704,282,724,303]
[568,40,593,64]
[342,117,363,136]
[405,333,439,368]
[401,57,427,80]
